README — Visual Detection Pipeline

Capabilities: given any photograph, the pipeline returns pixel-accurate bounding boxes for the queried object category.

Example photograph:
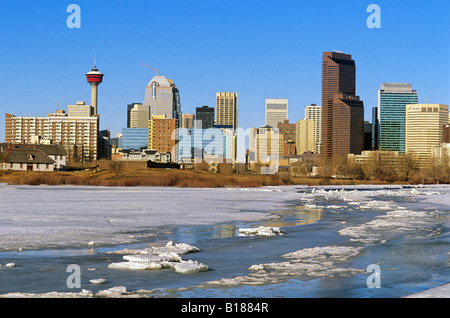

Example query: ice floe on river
[338,208,441,244]
[105,241,208,274]
[238,226,286,237]
[199,245,366,288]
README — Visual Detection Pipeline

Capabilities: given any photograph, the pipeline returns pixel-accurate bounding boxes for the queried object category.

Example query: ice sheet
[0,185,299,251]
[0,183,448,298]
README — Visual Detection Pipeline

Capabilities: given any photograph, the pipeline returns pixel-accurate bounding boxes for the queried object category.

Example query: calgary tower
[85,61,104,115]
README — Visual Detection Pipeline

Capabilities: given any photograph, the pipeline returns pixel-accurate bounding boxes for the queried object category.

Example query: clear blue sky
[0,0,449,142]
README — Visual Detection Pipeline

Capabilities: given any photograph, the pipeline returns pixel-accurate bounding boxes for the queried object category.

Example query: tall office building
[321,51,364,156]
[216,92,237,130]
[378,83,418,153]
[127,103,150,128]
[372,107,380,150]
[265,99,288,128]
[364,121,372,150]
[443,124,450,143]
[295,119,315,155]
[405,104,448,166]
[182,114,195,129]
[305,104,322,154]
[196,106,215,129]
[143,75,182,120]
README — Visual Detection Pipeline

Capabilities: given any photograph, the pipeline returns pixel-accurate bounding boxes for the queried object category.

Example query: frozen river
[0,183,448,298]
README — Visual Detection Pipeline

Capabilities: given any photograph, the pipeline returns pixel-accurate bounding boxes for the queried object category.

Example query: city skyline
[0,0,449,143]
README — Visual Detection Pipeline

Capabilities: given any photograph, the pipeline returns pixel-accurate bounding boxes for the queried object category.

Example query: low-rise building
[0,144,56,171]
[122,149,170,163]
[0,143,66,171]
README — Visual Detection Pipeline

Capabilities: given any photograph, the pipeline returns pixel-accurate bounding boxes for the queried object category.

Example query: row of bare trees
[313,153,450,184]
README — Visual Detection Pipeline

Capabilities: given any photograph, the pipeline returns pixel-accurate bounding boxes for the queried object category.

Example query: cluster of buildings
[2,51,450,174]
[4,64,106,168]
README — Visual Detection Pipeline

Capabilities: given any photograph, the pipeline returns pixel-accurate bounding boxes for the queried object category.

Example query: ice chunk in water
[174,260,209,274]
[238,226,286,237]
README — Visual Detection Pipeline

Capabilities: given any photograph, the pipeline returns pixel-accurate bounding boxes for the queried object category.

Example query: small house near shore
[0,143,66,171]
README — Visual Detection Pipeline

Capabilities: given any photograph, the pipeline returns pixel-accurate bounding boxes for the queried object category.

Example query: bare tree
[397,152,418,181]
[110,161,124,177]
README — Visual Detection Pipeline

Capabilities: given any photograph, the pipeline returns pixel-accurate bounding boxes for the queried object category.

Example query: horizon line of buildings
[3,51,450,172]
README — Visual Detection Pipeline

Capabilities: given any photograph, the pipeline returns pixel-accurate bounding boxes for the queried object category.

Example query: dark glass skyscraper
[321,51,364,156]
[196,106,215,129]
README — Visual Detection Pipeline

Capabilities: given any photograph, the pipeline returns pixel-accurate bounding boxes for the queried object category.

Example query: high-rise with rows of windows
[405,104,448,166]
[305,104,322,154]
[143,75,182,121]
[321,51,364,157]
[377,83,418,153]
[265,99,288,128]
[196,106,215,129]
[216,92,237,130]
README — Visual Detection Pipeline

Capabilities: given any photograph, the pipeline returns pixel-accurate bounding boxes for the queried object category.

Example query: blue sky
[0,0,449,142]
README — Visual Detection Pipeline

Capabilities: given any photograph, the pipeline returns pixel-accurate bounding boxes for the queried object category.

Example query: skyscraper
[216,92,237,130]
[127,103,150,128]
[182,113,195,129]
[196,106,215,129]
[295,119,315,155]
[405,104,448,166]
[305,104,322,154]
[265,99,288,128]
[443,124,450,143]
[143,76,182,121]
[378,83,418,153]
[372,106,380,150]
[321,51,364,156]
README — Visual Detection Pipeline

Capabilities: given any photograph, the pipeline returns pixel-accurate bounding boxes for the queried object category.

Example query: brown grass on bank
[1,167,422,188]
[0,169,297,188]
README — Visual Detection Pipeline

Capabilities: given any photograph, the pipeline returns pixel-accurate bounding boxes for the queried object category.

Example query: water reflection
[169,204,325,242]
[261,205,324,228]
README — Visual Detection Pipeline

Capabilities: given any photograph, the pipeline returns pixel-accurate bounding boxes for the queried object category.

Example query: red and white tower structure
[85,63,104,116]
